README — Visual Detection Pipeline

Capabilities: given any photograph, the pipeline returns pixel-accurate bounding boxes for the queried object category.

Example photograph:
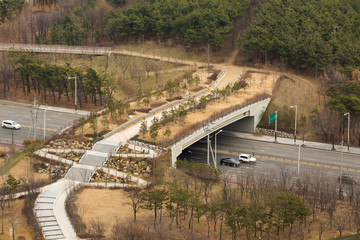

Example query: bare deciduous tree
[123,187,143,222]
[89,219,107,240]
[333,213,348,239]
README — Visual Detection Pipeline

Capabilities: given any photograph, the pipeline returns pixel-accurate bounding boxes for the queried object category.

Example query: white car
[2,120,21,130]
[239,154,256,163]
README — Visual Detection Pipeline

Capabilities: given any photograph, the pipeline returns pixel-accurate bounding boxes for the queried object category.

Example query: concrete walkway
[35,180,78,240]
[34,140,150,239]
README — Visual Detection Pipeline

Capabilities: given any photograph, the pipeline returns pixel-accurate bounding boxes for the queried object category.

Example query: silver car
[239,154,256,163]
[2,120,21,130]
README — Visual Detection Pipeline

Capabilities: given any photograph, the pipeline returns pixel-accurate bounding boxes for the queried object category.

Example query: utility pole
[207,43,210,77]
[275,111,278,141]
[32,95,39,139]
[96,115,98,140]
[207,134,210,165]
[344,112,350,151]
[162,128,164,149]
[11,130,14,154]
[339,137,344,200]
[142,35,144,54]
[290,105,297,143]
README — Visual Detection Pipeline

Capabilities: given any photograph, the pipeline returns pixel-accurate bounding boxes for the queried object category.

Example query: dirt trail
[224,48,239,66]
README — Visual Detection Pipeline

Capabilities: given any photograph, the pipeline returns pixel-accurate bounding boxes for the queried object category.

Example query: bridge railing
[0,43,111,55]
[170,93,271,147]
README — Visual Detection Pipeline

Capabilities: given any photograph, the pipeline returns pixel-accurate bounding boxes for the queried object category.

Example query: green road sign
[269,112,276,124]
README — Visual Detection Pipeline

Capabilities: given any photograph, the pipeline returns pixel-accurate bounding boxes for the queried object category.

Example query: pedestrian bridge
[171,96,271,167]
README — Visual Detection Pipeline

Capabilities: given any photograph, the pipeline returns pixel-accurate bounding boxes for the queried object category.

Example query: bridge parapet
[171,94,271,167]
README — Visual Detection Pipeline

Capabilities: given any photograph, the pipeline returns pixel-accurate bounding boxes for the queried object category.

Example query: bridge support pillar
[171,145,183,168]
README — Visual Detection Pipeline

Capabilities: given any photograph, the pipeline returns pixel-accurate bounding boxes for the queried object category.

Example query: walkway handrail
[170,93,271,147]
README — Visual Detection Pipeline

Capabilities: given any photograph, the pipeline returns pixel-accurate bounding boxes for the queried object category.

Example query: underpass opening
[223,116,255,133]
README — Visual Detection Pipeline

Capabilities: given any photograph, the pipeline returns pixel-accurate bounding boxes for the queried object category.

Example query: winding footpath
[0,43,252,239]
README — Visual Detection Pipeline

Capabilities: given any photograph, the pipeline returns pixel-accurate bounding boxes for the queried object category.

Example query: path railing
[170,93,271,147]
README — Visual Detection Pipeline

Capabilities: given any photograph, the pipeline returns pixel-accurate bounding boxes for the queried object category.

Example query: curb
[222,131,360,156]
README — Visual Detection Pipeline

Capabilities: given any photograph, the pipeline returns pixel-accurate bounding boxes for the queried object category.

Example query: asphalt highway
[183,136,360,182]
[0,102,82,145]
[216,135,360,170]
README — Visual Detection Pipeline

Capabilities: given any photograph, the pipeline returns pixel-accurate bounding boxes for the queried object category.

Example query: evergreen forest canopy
[239,0,360,70]
[13,54,115,107]
[0,0,24,23]
[104,0,249,47]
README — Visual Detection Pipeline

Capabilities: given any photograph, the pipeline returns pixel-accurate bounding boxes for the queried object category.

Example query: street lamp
[297,142,305,176]
[43,107,51,140]
[68,77,77,112]
[290,105,297,143]
[11,219,18,240]
[215,129,223,168]
[142,34,144,54]
[339,137,344,200]
[344,112,350,151]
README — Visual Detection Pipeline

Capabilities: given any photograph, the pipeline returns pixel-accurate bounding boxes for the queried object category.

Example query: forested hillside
[239,0,360,71]
[0,0,24,22]
[104,0,249,47]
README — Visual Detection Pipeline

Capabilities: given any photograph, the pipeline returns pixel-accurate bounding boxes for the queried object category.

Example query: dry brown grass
[8,157,50,182]
[0,199,35,240]
[74,185,359,240]
[270,74,318,118]
[151,101,168,108]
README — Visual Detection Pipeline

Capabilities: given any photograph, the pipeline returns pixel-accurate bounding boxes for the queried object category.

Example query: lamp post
[339,137,344,200]
[142,34,144,54]
[68,77,77,112]
[290,105,297,143]
[297,142,305,176]
[344,112,350,151]
[43,107,51,140]
[207,134,210,166]
[215,129,223,168]
[11,219,18,240]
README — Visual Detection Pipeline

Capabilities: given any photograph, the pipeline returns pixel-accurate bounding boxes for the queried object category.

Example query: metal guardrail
[226,150,360,172]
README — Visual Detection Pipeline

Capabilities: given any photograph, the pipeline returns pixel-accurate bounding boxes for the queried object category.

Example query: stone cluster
[90,169,130,183]
[47,150,83,163]
[255,128,294,139]
[117,144,144,154]
[37,162,69,179]
[105,157,152,177]
[48,139,93,150]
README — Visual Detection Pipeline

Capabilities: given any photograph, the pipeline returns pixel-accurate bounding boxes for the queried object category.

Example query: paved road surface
[184,136,360,181]
[215,135,359,170]
[0,102,84,144]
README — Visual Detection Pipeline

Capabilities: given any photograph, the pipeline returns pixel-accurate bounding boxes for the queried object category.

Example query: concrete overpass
[171,95,271,167]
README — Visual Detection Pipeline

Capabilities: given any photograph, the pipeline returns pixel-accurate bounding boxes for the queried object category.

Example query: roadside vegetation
[71,159,360,239]
[0,0,360,239]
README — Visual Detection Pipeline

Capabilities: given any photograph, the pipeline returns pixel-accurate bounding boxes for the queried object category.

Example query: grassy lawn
[268,74,319,118]
[0,199,35,240]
